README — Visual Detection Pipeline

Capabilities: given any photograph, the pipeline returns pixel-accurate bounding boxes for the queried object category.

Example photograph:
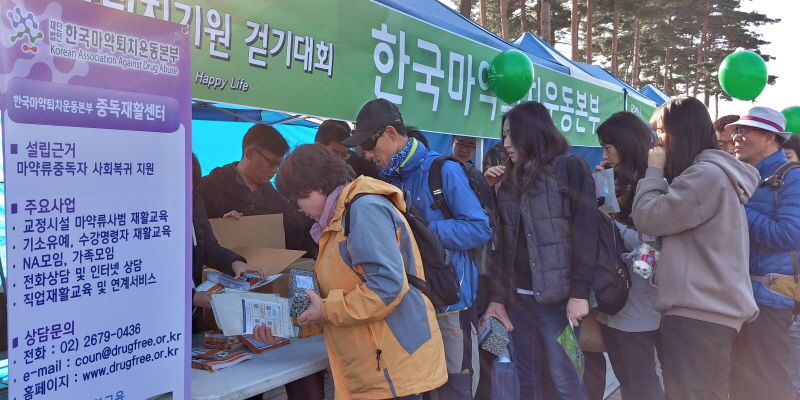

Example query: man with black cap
[727,107,800,400]
[343,98,492,398]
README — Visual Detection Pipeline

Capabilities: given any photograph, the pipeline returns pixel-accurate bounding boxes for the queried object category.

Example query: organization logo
[6,6,43,53]
[629,103,642,118]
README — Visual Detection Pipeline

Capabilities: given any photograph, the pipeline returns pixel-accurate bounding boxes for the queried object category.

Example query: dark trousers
[660,315,737,400]
[474,348,495,400]
[583,351,607,400]
[600,324,664,400]
[508,293,588,400]
[730,305,795,400]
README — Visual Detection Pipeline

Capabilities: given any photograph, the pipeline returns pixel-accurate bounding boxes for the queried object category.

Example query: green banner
[522,68,623,146]
[627,95,657,126]
[88,0,624,142]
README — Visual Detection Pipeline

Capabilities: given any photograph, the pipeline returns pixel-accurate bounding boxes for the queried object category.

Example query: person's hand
[566,297,589,327]
[480,302,513,334]
[297,290,326,325]
[192,291,213,309]
[648,147,667,169]
[594,160,610,173]
[484,165,507,186]
[251,323,283,345]
[231,261,267,280]
[222,210,243,220]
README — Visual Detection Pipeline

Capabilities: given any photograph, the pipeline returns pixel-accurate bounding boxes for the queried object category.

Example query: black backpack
[555,155,630,315]
[429,157,497,275]
[344,193,461,309]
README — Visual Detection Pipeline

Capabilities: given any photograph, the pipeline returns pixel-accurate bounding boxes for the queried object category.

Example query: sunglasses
[360,127,386,151]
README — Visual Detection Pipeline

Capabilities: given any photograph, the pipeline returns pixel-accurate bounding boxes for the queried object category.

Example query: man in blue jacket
[728,107,800,400]
[343,99,492,398]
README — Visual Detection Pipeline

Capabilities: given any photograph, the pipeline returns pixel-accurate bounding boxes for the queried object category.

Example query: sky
[711,0,800,118]
[437,0,798,119]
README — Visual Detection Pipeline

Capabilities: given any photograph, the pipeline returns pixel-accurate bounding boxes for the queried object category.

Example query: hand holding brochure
[210,292,294,338]
[242,298,286,335]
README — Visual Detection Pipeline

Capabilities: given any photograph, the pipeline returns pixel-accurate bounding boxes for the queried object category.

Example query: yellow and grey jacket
[303,177,447,399]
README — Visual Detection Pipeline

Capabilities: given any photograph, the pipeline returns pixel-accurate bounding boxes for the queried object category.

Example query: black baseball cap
[342,98,404,147]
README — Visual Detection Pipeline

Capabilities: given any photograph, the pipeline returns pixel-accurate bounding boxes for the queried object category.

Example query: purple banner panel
[7,78,180,132]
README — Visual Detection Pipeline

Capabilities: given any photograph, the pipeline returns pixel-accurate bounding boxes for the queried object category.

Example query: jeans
[600,324,664,400]
[660,315,737,400]
[508,292,588,400]
[388,395,423,400]
[730,305,795,400]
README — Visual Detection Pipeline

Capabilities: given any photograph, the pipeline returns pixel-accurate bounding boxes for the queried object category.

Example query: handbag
[578,310,606,353]
[491,336,520,400]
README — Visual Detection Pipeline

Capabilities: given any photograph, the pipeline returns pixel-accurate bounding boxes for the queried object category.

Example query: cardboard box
[201,214,317,331]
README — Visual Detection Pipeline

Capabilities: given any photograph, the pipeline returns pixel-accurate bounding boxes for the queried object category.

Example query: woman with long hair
[594,112,664,400]
[483,101,596,399]
[632,97,759,400]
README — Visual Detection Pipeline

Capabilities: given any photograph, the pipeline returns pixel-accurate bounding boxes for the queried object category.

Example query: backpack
[751,161,800,313]
[555,155,630,315]
[429,157,498,275]
[344,193,462,309]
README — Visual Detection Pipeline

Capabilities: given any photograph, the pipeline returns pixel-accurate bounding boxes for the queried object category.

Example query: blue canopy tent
[511,33,636,168]
[191,103,319,175]
[640,84,672,106]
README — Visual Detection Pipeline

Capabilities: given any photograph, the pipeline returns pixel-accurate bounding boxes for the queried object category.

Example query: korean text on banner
[83,0,623,143]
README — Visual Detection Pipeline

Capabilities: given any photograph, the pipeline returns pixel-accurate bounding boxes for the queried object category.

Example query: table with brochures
[163,333,329,400]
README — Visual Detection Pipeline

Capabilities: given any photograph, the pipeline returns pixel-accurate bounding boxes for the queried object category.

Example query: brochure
[206,271,283,291]
[210,292,294,338]
[191,348,253,373]
[238,334,291,354]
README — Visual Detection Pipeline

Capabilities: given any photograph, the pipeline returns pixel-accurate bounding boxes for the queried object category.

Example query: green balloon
[489,50,534,103]
[718,50,768,101]
[783,106,800,135]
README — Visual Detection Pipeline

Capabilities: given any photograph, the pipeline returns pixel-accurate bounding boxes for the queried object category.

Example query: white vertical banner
[1,1,192,399]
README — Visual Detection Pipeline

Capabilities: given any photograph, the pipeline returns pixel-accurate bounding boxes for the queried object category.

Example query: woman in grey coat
[594,112,664,400]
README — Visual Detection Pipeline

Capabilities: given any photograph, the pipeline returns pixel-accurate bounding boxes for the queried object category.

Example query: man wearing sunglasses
[343,98,491,398]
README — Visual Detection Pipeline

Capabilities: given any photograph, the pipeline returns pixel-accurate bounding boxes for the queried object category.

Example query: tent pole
[196,102,262,124]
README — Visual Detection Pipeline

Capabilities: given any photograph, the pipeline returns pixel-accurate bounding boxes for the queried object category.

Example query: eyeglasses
[253,148,283,169]
[333,150,353,161]
[732,126,767,139]
[360,127,386,151]
[454,139,476,151]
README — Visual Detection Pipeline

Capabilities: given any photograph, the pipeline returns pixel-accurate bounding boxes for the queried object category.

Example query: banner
[627,94,657,126]
[1,1,191,399]
[85,0,624,142]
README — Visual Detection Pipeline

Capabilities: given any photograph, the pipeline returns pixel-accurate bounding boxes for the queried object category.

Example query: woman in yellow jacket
[257,144,447,400]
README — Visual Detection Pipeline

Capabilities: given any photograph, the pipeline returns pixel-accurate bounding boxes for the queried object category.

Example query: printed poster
[0,1,191,399]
